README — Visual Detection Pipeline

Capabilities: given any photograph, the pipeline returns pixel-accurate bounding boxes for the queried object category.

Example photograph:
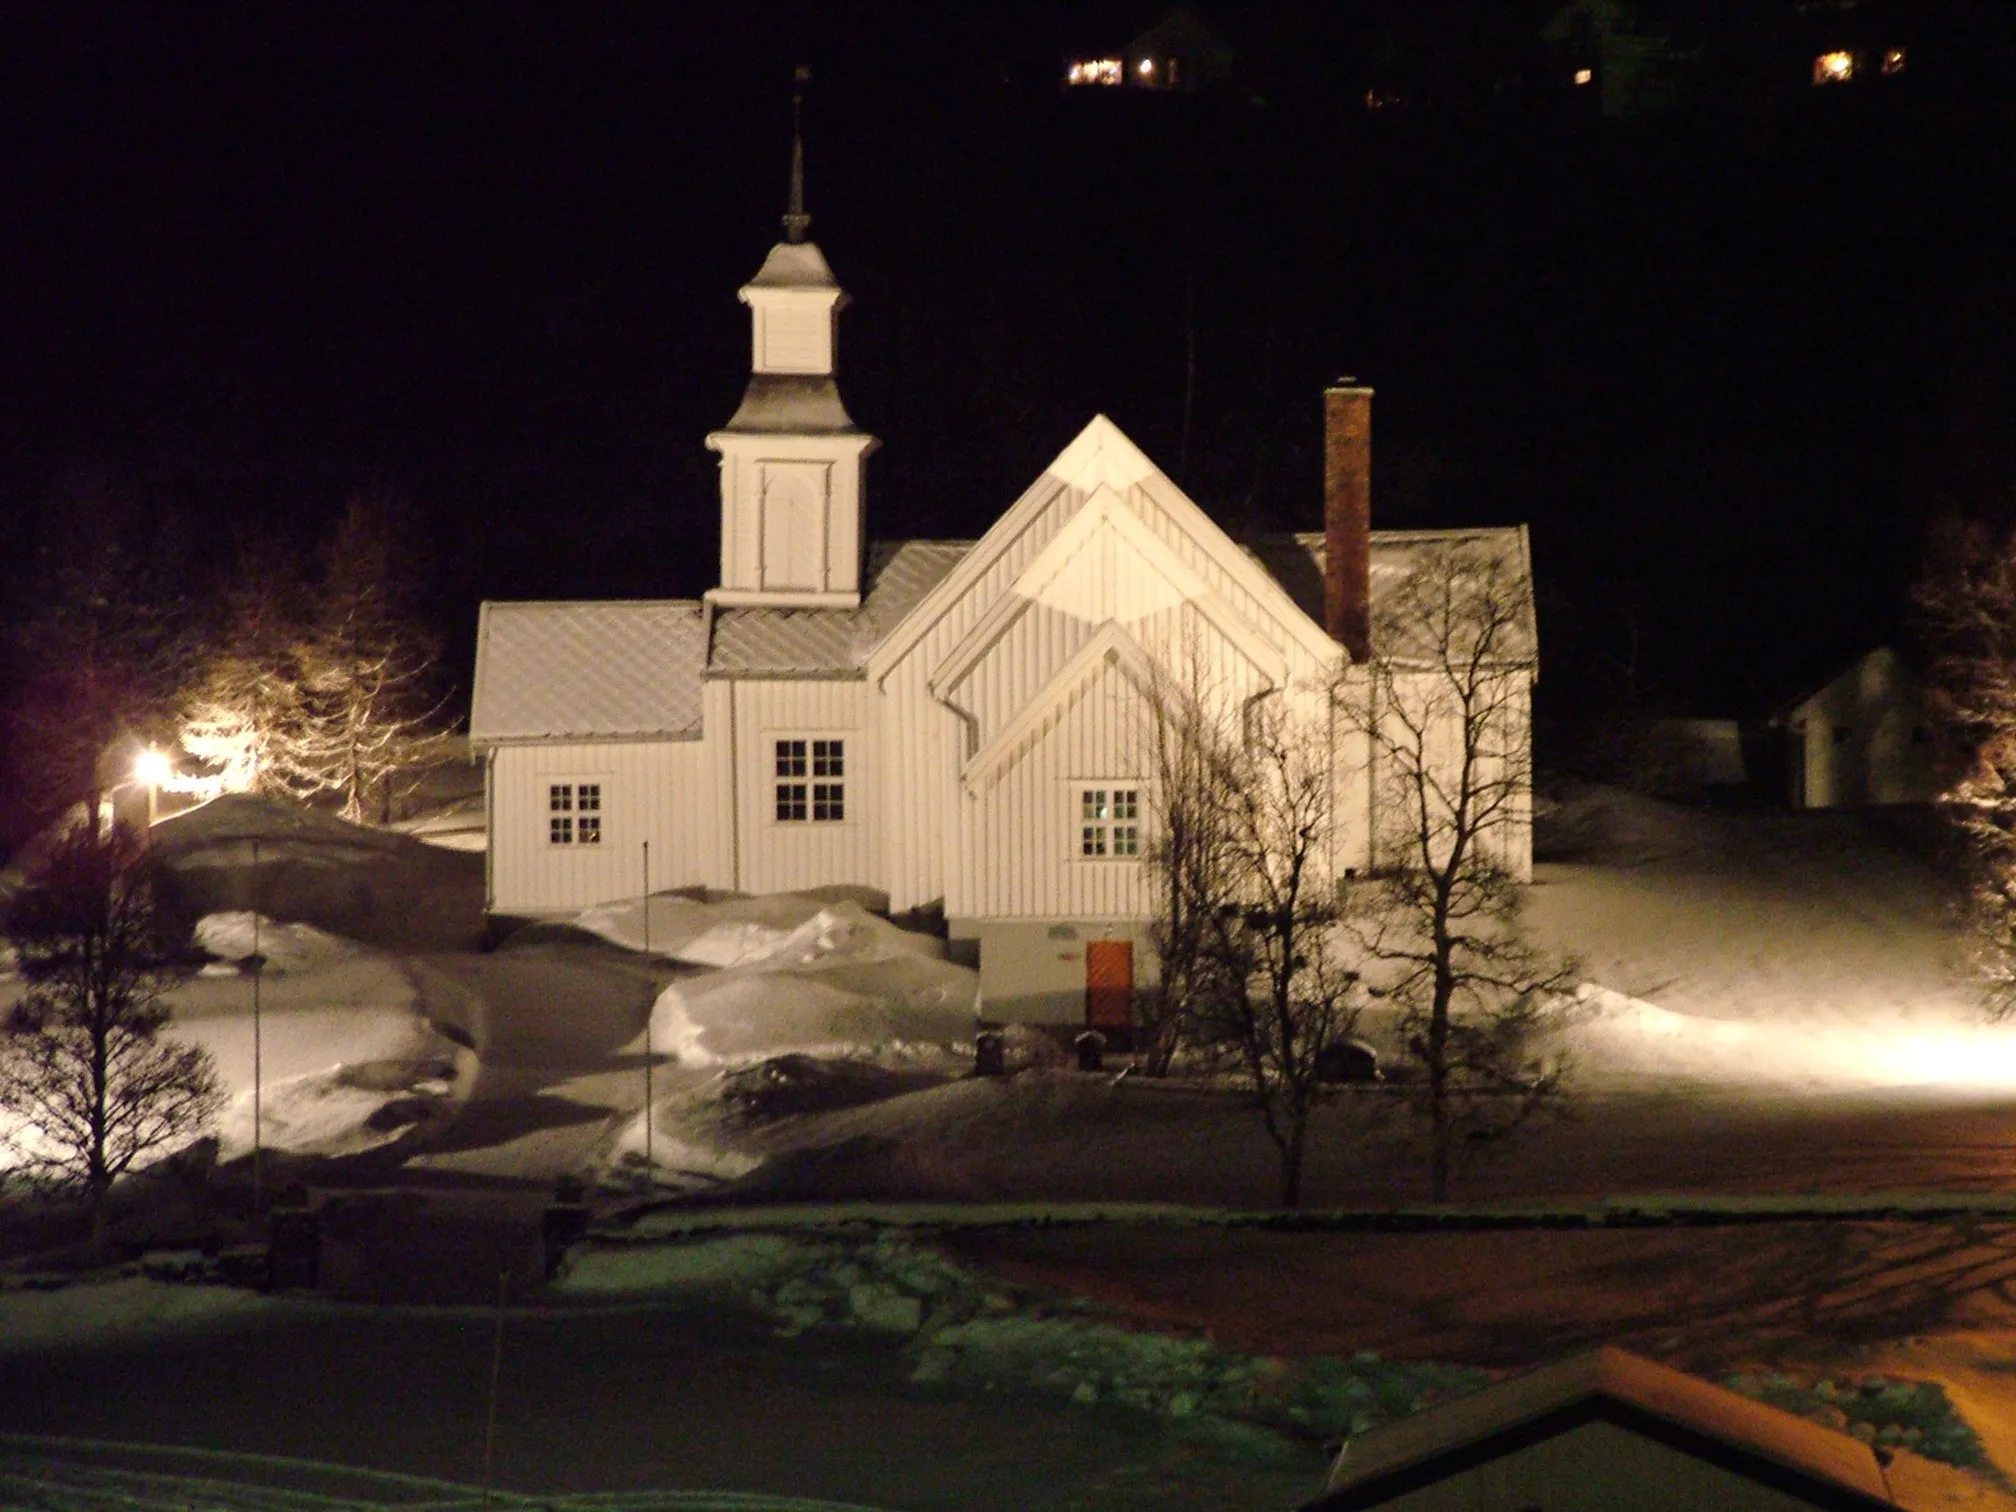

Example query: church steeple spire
[704,68,879,612]
[783,65,811,245]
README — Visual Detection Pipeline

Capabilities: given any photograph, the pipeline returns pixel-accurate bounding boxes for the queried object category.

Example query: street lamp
[133,747,172,829]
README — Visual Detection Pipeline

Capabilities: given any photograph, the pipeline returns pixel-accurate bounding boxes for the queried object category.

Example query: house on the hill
[1308,1347,1898,1510]
[1064,3,1235,92]
[469,178,1537,1028]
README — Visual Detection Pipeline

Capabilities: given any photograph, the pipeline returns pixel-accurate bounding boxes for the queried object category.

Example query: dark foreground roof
[1311,1347,1894,1510]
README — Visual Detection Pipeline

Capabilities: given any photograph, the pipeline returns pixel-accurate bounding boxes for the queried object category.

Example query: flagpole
[641,839,652,1192]
[251,837,264,1218]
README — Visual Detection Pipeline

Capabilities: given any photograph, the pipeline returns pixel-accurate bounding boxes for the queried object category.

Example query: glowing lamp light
[1138,58,1155,78]
[1882,47,1906,75]
[1574,68,1593,86]
[134,748,173,790]
[133,747,172,830]
[1813,50,1856,85]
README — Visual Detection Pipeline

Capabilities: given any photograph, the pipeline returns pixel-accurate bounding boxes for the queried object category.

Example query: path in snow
[404,943,672,1186]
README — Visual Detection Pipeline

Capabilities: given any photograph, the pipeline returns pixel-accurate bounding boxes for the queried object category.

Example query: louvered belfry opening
[1323,382,1374,664]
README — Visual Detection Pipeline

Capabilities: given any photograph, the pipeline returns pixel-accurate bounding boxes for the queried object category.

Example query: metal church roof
[1249,526,1539,668]
[706,538,971,678]
[470,599,706,744]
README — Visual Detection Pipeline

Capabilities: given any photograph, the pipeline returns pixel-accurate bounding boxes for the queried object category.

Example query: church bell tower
[706,78,878,610]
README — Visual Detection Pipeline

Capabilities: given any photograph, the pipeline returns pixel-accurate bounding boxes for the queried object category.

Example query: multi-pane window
[1080,787,1140,858]
[548,782,603,845]
[776,738,845,823]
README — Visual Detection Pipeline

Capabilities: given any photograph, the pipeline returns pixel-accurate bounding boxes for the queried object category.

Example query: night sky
[5,1,2014,735]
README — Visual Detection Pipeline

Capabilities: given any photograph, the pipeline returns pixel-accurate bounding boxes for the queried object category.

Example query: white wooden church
[470,183,1537,1027]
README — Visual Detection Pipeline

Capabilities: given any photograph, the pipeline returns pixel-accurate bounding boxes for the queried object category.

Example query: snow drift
[643,902,978,1068]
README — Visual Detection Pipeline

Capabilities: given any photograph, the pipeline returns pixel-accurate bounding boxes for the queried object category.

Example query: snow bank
[148,793,486,953]
[573,889,919,968]
[1569,983,2016,1091]
[194,912,356,974]
[646,903,977,1069]
[213,1062,457,1159]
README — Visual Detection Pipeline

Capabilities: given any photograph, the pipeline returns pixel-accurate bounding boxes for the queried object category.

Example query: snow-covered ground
[0,906,458,1169]
[8,785,2016,1507]
[7,780,2003,1200]
[1526,783,2006,1093]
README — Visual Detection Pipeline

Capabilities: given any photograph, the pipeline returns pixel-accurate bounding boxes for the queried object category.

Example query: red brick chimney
[1323,380,1373,663]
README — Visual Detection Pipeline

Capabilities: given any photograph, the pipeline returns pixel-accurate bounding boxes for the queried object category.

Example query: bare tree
[300,492,451,823]
[176,496,450,823]
[1,822,222,1242]
[1913,515,2016,1016]
[179,536,318,799]
[1345,539,1573,1203]
[1144,658,1364,1207]
[1140,649,1243,1075]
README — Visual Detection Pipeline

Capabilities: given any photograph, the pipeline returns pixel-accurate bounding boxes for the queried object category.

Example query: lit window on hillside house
[776,738,845,823]
[1813,50,1856,85]
[1067,58,1123,86]
[1883,47,1906,75]
[1080,788,1140,858]
[549,782,602,845]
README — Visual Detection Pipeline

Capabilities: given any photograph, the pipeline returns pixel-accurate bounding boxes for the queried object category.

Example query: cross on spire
[783,65,812,244]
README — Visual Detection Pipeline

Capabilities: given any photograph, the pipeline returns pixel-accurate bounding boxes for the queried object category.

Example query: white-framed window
[775,737,846,823]
[548,782,604,846]
[1079,786,1141,858]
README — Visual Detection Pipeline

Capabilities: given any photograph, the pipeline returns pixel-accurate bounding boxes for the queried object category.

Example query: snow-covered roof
[1248,526,1538,668]
[470,600,706,743]
[708,539,971,678]
[1316,1347,1894,1509]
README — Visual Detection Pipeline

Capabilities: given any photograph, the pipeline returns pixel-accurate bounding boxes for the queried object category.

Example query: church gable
[929,488,1289,754]
[869,414,1337,693]
[964,622,1158,792]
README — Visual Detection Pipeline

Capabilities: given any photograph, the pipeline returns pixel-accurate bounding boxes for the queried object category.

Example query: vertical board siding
[489,740,720,914]
[736,679,879,895]
[963,659,1157,920]
[879,483,1083,914]
[878,472,1351,921]
[1133,479,1332,683]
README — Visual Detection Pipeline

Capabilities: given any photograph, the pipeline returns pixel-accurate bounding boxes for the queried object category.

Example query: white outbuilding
[470,186,1539,1029]
[1772,646,1941,809]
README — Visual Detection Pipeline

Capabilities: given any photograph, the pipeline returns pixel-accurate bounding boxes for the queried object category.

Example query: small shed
[1772,647,1939,809]
[1307,1347,1897,1510]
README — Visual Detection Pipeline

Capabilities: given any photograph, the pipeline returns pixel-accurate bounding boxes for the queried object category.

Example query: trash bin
[267,1185,319,1292]
[542,1177,590,1280]
[974,1031,1006,1077]
[1074,1030,1105,1072]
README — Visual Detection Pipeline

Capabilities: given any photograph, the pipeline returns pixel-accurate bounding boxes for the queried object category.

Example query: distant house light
[1813,50,1856,85]
[1067,58,1123,87]
[1882,46,1907,75]
[1574,68,1593,86]
[1138,57,1155,78]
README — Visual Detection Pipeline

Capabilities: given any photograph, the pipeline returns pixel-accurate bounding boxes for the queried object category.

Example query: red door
[1085,940,1134,1031]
